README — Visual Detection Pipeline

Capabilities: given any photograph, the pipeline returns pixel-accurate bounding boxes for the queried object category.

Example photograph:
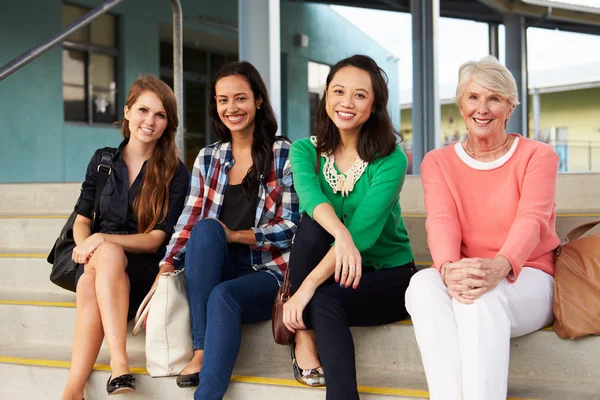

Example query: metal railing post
[171,0,185,159]
[0,0,127,81]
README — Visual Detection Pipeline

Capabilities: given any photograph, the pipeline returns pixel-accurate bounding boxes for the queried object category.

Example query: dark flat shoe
[176,371,200,388]
[291,342,325,387]
[106,374,136,395]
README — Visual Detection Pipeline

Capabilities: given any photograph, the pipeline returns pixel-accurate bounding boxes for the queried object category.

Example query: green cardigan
[289,137,414,270]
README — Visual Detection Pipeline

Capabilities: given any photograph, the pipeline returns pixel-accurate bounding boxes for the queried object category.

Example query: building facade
[0,0,399,182]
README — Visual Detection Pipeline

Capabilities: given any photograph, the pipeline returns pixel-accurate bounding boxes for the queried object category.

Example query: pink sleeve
[421,153,462,270]
[497,147,559,281]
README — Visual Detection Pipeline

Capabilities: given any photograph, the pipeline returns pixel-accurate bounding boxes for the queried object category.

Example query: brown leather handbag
[272,264,294,345]
[553,219,600,339]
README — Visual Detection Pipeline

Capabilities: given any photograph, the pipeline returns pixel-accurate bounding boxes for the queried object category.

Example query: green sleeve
[346,147,407,252]
[289,138,331,218]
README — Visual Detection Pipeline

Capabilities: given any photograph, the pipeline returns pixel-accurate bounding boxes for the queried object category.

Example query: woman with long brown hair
[60,76,190,399]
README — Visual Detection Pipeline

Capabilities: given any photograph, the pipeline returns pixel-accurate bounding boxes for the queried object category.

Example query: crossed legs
[61,242,130,400]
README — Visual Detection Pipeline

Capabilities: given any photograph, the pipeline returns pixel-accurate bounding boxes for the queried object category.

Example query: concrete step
[2,174,600,215]
[0,256,71,295]
[0,217,66,252]
[2,343,598,400]
[2,213,600,266]
[2,294,600,386]
[0,183,81,216]
[0,343,432,400]
[406,213,600,263]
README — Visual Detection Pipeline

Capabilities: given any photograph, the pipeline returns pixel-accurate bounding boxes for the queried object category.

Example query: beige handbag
[133,269,193,377]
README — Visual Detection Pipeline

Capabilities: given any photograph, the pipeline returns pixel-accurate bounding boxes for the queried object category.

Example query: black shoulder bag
[47,148,116,292]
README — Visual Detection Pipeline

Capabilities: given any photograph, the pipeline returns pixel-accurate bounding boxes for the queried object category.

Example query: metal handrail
[0,0,185,158]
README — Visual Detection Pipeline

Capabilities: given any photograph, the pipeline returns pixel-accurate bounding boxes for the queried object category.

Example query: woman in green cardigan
[283,55,415,400]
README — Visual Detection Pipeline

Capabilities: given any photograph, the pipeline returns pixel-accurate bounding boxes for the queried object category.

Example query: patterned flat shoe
[106,374,136,395]
[291,343,325,387]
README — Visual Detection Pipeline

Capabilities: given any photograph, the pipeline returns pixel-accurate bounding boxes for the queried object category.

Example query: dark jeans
[289,216,416,400]
[185,219,279,400]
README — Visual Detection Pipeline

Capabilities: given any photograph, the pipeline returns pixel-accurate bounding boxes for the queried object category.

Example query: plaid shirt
[161,139,300,280]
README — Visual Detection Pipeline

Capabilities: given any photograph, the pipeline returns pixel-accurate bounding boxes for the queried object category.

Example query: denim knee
[185,219,226,277]
[189,219,226,244]
[206,282,240,315]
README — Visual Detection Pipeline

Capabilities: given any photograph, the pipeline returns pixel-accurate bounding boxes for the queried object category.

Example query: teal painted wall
[0,0,398,182]
[280,2,400,142]
[0,0,65,182]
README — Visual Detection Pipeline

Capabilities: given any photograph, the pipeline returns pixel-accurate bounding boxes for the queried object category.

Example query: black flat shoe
[291,342,325,387]
[176,371,200,388]
[106,374,136,395]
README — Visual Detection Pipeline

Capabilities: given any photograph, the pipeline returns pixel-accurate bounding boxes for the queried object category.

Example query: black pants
[289,216,416,400]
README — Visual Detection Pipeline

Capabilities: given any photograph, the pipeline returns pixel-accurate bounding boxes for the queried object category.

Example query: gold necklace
[466,135,511,156]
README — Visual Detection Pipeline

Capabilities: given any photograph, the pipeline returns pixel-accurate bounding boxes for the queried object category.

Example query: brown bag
[272,263,295,345]
[553,219,600,339]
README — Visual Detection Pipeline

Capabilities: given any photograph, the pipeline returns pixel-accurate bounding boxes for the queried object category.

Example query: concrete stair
[1,175,600,399]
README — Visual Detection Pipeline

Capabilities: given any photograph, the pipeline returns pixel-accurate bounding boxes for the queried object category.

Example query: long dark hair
[119,76,179,233]
[209,61,280,196]
[315,55,400,163]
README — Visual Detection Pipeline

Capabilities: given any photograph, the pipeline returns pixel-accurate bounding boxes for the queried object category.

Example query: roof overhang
[291,0,600,35]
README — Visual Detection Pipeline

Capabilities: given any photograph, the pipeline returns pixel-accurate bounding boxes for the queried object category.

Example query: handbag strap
[92,148,116,232]
[279,262,292,302]
[565,219,600,242]
[132,283,158,336]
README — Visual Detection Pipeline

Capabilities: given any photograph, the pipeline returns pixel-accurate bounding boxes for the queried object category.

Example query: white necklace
[310,136,368,197]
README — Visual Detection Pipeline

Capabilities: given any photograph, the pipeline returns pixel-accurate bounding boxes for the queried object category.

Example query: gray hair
[455,56,520,108]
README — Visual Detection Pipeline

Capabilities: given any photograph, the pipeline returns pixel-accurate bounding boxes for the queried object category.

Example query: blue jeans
[184,219,279,400]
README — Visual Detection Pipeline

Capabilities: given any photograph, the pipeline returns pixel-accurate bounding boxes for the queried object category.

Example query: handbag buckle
[97,164,112,175]
[555,243,564,257]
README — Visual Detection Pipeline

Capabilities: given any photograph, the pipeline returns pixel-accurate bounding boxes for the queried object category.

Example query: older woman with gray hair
[405,56,560,400]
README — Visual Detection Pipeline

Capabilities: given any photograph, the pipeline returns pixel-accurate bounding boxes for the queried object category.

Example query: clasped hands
[441,256,512,304]
[71,233,105,264]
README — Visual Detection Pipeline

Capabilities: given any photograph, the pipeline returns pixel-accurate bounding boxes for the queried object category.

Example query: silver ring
[349,265,356,271]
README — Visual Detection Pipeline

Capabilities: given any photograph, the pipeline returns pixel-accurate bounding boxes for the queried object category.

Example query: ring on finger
[349,265,356,271]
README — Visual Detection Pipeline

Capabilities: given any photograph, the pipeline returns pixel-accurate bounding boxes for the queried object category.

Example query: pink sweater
[421,135,560,281]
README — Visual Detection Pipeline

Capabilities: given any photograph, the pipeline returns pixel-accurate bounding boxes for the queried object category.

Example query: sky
[330,2,600,103]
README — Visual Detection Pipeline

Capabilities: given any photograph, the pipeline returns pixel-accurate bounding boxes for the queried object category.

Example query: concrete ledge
[401,173,600,214]
[2,345,596,399]
[2,301,599,384]
[0,258,71,295]
[1,173,600,216]
[0,183,80,215]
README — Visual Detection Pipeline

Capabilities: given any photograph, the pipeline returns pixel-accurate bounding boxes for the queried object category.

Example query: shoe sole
[177,383,199,388]
[108,387,136,395]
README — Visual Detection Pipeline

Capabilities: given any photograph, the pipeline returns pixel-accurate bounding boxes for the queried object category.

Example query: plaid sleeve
[251,145,301,251]
[161,149,207,267]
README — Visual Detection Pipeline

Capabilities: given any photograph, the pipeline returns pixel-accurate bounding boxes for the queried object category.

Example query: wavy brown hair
[315,55,400,166]
[119,76,179,233]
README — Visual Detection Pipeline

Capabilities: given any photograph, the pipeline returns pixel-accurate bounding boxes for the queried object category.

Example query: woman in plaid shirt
[158,62,300,399]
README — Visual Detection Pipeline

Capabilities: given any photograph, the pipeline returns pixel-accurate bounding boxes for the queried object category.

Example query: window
[62,4,119,124]
[308,61,330,135]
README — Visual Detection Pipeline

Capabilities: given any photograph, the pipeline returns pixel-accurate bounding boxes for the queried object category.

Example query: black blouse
[219,183,258,232]
[76,140,190,259]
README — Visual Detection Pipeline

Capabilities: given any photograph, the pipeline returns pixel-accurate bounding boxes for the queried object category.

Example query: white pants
[405,267,554,400]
